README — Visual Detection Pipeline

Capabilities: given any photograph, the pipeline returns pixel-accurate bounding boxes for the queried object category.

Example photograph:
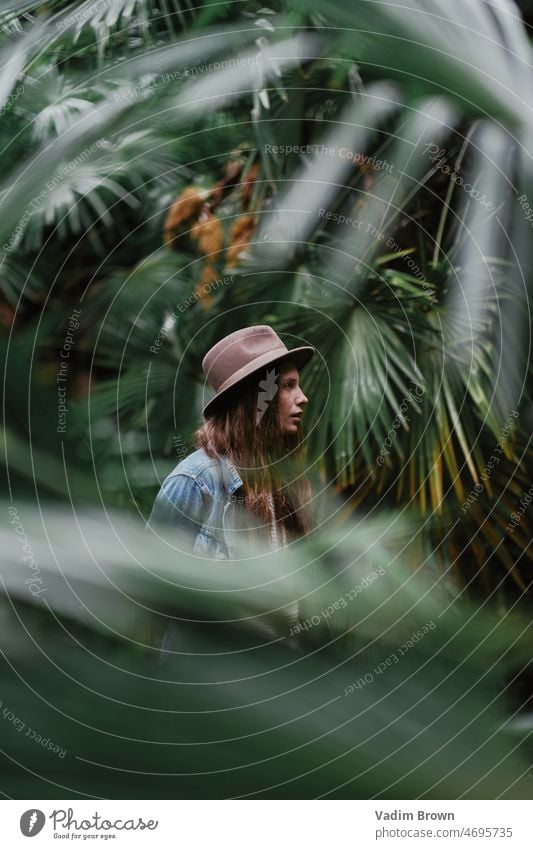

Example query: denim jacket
[148,449,306,654]
[147,448,245,558]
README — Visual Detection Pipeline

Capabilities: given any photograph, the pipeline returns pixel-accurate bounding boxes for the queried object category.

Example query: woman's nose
[297,389,309,406]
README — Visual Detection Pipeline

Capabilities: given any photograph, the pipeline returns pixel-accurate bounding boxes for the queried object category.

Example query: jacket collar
[218,453,243,495]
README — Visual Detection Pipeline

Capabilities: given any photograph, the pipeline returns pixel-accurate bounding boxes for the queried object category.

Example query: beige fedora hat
[202,325,315,417]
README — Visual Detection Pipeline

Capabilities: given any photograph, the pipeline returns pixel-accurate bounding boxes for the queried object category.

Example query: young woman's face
[278,364,309,434]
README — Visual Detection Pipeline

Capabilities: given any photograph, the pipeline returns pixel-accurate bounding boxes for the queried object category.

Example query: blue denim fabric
[147,448,244,559]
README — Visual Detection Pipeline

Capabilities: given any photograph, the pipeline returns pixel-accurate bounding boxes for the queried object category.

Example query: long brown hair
[193,360,312,546]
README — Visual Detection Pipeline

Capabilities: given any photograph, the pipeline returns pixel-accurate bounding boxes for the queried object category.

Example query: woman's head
[196,357,309,465]
[201,324,314,419]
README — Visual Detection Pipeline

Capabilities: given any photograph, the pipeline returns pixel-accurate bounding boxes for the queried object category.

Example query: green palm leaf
[1,500,532,798]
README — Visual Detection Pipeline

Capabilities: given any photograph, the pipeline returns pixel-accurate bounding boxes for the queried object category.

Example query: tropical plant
[0,0,532,800]
[2,499,533,799]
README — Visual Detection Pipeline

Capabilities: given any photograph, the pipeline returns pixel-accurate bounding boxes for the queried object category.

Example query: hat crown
[202,325,288,392]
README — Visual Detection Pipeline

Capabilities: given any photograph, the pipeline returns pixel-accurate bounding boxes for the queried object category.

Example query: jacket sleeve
[147,474,206,543]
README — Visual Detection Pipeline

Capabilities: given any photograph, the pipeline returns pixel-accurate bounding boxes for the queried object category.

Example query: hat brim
[202,345,315,417]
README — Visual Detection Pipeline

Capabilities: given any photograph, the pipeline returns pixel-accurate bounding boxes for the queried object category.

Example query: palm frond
[296,0,533,130]
[1,499,532,798]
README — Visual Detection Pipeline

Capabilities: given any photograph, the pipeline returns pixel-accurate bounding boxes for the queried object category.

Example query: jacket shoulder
[165,448,221,484]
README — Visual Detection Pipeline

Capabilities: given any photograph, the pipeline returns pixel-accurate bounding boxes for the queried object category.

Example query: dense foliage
[1,0,532,799]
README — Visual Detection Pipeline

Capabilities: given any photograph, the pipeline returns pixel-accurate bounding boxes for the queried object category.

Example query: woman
[148,324,315,558]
